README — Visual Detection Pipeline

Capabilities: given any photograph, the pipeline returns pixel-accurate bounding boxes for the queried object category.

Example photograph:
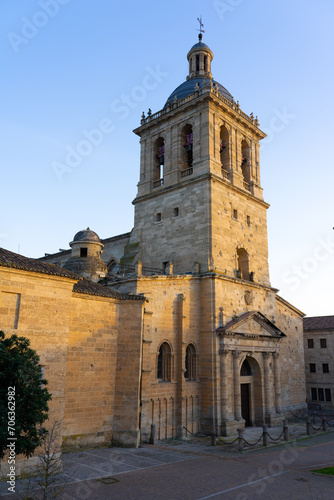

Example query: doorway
[241,383,251,426]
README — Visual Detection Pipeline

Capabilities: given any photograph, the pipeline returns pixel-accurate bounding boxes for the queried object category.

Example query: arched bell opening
[153,137,165,187]
[220,125,230,179]
[181,124,193,177]
[241,139,251,190]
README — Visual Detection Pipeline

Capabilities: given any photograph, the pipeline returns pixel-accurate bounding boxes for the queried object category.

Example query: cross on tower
[197,16,205,34]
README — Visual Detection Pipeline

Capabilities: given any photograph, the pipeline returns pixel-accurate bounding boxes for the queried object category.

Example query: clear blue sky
[1,0,334,316]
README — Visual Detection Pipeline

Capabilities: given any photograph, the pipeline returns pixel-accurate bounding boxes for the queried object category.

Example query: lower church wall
[62,293,119,450]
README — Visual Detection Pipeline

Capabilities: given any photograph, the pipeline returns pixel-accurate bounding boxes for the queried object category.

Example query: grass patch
[311,466,334,476]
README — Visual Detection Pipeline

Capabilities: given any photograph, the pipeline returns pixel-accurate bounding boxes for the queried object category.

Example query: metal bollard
[211,425,216,446]
[237,428,244,452]
[283,419,289,441]
[263,424,268,447]
[306,416,311,435]
[149,424,157,445]
[322,419,328,432]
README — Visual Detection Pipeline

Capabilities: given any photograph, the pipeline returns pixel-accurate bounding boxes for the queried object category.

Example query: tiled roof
[73,278,144,300]
[0,247,78,279]
[0,247,144,301]
[303,316,334,331]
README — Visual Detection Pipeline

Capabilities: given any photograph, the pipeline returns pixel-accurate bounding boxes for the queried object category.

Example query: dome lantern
[187,33,213,81]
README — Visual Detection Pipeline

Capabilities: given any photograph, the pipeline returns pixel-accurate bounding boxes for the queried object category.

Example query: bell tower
[129,35,270,287]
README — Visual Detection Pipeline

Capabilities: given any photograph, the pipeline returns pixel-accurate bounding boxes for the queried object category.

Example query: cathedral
[0,34,306,470]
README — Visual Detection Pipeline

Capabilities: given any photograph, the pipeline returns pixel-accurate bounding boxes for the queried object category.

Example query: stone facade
[303,316,334,410]
[0,34,308,474]
[0,250,144,476]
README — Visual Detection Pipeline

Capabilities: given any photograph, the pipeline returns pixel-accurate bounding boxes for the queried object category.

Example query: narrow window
[322,363,329,373]
[196,55,200,72]
[237,248,249,280]
[309,363,316,373]
[163,261,169,273]
[156,212,162,222]
[80,248,88,257]
[320,338,327,348]
[173,207,179,217]
[311,388,317,401]
[247,215,251,227]
[318,388,324,401]
[307,339,314,348]
[233,209,238,220]
[157,342,172,381]
[184,344,197,380]
[325,389,332,402]
[204,55,208,72]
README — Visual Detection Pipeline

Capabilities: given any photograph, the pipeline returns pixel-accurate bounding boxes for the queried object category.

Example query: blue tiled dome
[165,77,233,106]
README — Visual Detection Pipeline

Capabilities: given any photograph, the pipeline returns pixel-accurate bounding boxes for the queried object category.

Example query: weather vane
[197,16,205,36]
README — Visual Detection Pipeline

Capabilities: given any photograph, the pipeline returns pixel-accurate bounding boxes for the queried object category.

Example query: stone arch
[236,246,249,280]
[239,354,264,426]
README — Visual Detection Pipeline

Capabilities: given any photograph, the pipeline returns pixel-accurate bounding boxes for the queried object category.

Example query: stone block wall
[62,293,119,449]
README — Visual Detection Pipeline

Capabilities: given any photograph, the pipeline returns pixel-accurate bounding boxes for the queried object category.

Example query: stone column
[263,352,274,418]
[273,352,282,414]
[233,350,242,420]
[220,349,230,422]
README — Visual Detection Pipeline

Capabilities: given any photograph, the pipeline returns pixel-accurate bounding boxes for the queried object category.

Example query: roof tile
[303,316,334,331]
[0,247,78,279]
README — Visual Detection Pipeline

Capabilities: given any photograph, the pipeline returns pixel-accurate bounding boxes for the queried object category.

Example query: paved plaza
[1,424,334,499]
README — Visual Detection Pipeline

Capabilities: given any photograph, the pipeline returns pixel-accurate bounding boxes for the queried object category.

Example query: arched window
[107,259,119,275]
[180,124,193,177]
[157,342,172,381]
[184,344,197,380]
[237,248,249,280]
[220,125,230,179]
[241,358,252,376]
[153,137,165,188]
[241,140,251,190]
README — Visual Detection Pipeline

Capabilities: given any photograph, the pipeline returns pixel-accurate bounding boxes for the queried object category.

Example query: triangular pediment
[216,311,286,339]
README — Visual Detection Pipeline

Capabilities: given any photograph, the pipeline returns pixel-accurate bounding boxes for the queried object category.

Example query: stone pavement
[1,424,334,499]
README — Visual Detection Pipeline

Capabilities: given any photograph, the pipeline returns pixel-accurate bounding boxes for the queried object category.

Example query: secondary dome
[73,228,100,243]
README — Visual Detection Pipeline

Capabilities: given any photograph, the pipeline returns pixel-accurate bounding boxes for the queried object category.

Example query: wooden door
[241,383,251,426]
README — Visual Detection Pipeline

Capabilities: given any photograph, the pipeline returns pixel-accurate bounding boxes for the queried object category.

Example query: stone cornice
[133,172,270,210]
[134,85,265,140]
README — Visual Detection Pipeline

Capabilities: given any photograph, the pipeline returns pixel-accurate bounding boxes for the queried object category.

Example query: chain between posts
[267,428,285,441]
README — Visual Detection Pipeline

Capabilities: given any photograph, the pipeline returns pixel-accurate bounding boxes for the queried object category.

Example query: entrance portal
[239,356,263,427]
[241,383,251,426]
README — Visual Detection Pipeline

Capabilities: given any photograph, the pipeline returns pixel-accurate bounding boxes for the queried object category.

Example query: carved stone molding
[219,349,230,356]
